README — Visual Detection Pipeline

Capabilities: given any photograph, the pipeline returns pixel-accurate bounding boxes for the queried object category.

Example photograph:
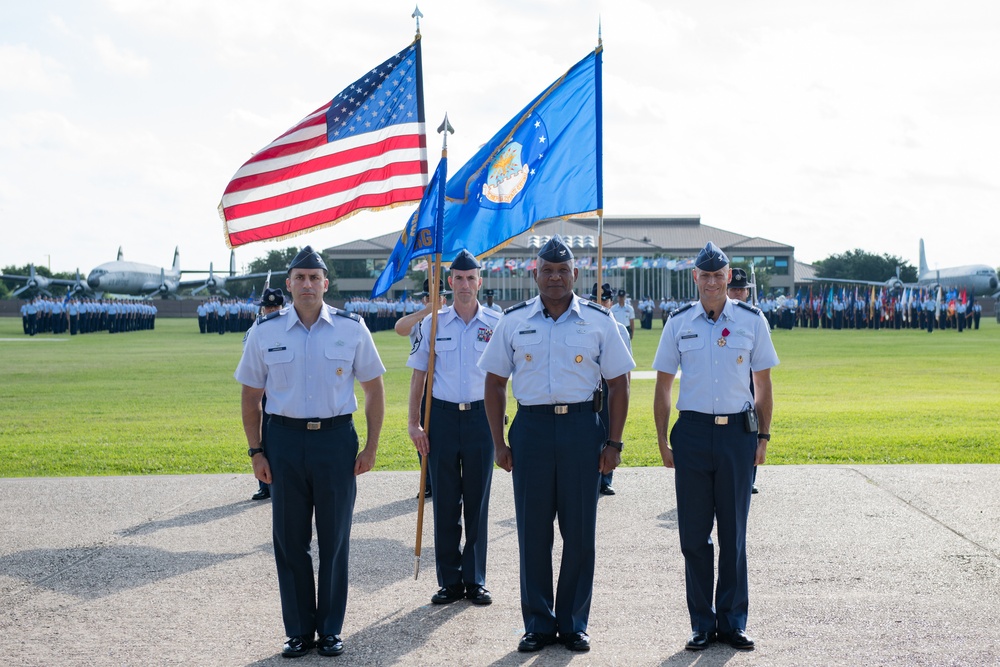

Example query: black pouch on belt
[743,408,758,433]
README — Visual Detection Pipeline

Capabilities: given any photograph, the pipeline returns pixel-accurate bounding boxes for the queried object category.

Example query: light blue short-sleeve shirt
[235,304,386,418]
[653,298,778,414]
[478,295,635,406]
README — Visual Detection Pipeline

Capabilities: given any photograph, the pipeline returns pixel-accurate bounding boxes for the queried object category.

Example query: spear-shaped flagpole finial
[412,5,423,36]
[437,112,455,151]
[598,16,603,47]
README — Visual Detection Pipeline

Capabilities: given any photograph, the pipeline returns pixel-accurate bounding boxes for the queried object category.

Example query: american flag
[220,40,428,247]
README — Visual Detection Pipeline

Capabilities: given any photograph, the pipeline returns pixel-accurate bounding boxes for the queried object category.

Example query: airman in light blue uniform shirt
[479,235,634,654]
[406,249,500,607]
[652,241,779,653]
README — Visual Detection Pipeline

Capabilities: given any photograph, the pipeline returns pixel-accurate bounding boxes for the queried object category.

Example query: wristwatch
[247,447,265,457]
[605,440,624,452]
[757,434,771,442]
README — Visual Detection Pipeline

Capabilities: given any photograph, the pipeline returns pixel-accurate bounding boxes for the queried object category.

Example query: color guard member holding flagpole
[407,249,500,606]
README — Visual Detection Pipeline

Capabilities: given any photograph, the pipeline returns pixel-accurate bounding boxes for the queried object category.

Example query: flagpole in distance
[414,112,454,580]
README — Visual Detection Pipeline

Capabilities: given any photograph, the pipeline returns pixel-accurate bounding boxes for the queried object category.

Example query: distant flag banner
[370,156,446,297]
[220,40,428,247]
[439,48,602,260]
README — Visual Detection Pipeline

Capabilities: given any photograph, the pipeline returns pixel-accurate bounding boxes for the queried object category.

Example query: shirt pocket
[324,345,356,382]
[564,331,599,360]
[512,330,543,350]
[433,336,458,353]
[677,334,705,355]
[263,348,294,389]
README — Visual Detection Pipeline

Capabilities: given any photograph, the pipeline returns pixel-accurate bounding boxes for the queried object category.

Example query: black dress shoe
[282,635,315,658]
[718,629,755,650]
[685,630,715,651]
[561,631,591,652]
[317,634,344,656]
[465,585,492,605]
[430,585,465,604]
[599,484,616,496]
[517,632,557,652]
[751,484,759,494]
[251,488,270,500]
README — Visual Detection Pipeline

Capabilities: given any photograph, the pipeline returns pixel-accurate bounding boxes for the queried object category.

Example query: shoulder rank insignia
[669,303,695,319]
[503,301,529,315]
[259,310,285,324]
[332,308,361,322]
[735,301,762,316]
[583,300,611,315]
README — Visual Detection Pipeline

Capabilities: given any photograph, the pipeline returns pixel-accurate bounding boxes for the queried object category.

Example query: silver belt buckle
[554,405,569,415]
[714,416,729,425]
[307,421,322,430]
[458,403,471,411]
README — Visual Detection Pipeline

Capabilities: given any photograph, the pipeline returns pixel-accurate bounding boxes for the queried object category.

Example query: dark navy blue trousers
[427,401,494,589]
[670,412,756,635]
[509,409,603,636]
[267,418,358,638]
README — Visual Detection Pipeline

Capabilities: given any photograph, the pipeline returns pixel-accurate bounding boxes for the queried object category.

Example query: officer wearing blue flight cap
[652,241,779,652]
[479,235,635,654]
[235,245,387,658]
[407,248,501,607]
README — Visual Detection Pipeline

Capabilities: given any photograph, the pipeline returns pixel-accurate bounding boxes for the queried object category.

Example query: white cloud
[93,35,150,76]
[0,44,70,94]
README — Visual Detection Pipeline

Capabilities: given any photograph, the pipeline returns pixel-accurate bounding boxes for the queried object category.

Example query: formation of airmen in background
[756,292,985,332]
[343,295,423,333]
[195,297,260,334]
[19,296,157,336]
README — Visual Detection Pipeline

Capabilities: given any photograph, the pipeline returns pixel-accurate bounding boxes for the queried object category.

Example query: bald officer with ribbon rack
[652,242,778,652]
[479,235,635,654]
[235,245,386,659]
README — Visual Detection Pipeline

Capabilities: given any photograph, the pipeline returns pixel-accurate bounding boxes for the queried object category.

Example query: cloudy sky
[2,0,998,277]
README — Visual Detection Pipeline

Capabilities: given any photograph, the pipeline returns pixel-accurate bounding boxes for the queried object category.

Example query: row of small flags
[793,285,972,321]
[409,256,698,274]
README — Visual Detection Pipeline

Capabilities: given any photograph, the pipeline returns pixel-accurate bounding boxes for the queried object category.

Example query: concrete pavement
[1,465,998,666]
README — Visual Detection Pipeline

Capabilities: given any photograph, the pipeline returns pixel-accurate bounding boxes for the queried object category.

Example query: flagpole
[414,113,453,580]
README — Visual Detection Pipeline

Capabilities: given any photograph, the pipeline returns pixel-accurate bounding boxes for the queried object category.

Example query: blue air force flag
[440,48,602,260]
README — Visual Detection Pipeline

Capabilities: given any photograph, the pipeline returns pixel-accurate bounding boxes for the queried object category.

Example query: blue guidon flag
[220,40,428,247]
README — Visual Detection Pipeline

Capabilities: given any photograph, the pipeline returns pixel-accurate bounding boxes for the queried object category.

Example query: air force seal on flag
[479,113,548,209]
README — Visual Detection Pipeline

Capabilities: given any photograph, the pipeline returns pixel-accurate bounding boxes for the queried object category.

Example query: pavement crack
[848,467,1000,562]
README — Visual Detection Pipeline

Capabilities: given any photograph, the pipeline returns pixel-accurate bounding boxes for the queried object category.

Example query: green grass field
[1,314,997,478]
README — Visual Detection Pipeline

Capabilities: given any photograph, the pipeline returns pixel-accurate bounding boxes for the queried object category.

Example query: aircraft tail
[172,247,181,274]
[117,246,124,261]
[918,239,928,275]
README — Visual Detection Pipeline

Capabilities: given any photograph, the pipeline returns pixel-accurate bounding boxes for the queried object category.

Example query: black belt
[517,401,593,415]
[679,411,743,426]
[270,414,352,430]
[431,398,484,412]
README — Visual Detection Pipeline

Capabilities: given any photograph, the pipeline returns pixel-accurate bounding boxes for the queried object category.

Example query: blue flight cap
[450,249,481,271]
[287,245,328,275]
[728,268,753,288]
[261,287,284,307]
[695,242,729,271]
[537,235,574,262]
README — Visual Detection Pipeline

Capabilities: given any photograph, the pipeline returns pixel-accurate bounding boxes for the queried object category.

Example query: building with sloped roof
[323,215,796,303]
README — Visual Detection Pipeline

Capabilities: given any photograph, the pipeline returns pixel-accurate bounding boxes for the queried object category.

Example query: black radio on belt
[743,405,758,433]
[592,385,603,413]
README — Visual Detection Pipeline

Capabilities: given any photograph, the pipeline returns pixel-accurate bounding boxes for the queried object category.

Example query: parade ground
[2,465,998,666]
